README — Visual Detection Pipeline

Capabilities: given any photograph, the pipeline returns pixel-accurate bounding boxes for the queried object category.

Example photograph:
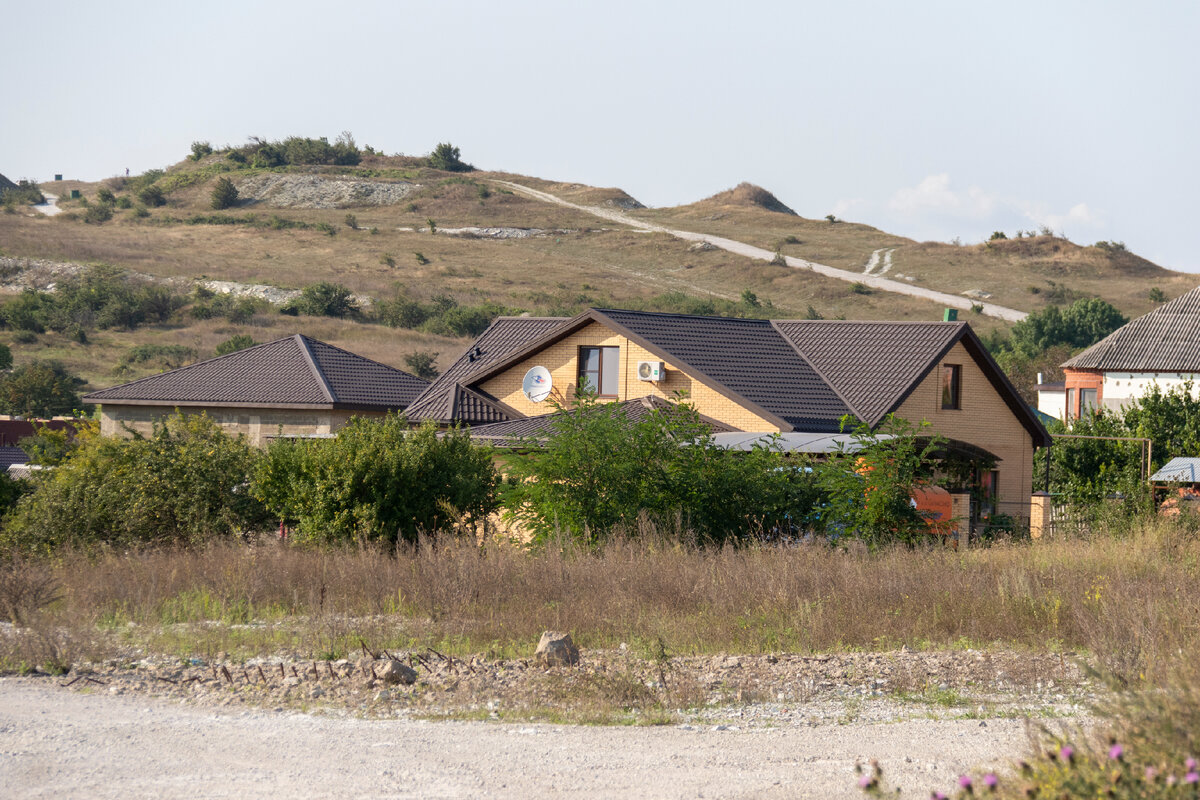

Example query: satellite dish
[522,366,553,403]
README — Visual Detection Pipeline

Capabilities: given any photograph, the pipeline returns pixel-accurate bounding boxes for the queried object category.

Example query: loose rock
[535,631,580,667]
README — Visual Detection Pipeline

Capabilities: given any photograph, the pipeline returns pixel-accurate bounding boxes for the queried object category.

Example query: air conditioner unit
[637,360,664,381]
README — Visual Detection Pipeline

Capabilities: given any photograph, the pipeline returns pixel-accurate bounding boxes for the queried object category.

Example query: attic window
[579,346,619,398]
[941,364,961,410]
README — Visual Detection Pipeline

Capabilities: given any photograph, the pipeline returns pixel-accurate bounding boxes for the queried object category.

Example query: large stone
[535,631,580,667]
[377,659,417,685]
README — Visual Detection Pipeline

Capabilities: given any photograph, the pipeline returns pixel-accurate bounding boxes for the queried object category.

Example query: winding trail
[493,181,1026,322]
[31,193,61,217]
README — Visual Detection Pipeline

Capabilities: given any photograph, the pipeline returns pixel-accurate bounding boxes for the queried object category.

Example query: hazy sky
[6,1,1198,271]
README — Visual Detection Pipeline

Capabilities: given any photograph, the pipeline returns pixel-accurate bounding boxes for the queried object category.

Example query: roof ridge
[295,335,336,403]
[774,319,965,326]
[83,335,302,397]
[592,307,771,324]
[299,334,426,383]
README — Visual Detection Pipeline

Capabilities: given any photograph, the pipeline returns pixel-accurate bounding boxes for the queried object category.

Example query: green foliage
[0,179,44,206]
[1006,296,1127,357]
[138,185,165,207]
[1094,239,1128,254]
[428,142,473,172]
[115,195,132,209]
[820,415,945,547]
[825,214,839,223]
[740,288,760,308]
[95,187,115,204]
[344,213,357,229]
[235,134,361,168]
[189,141,213,161]
[283,282,358,318]
[501,392,823,545]
[83,203,112,224]
[413,251,429,265]
[188,288,262,324]
[989,230,1008,240]
[380,253,396,267]
[426,218,437,234]
[0,361,83,417]
[210,176,238,210]
[374,289,503,337]
[3,415,267,553]
[850,282,871,295]
[214,334,258,356]
[403,351,439,380]
[1148,286,1167,303]
[251,417,498,545]
[19,424,79,466]
[0,343,11,370]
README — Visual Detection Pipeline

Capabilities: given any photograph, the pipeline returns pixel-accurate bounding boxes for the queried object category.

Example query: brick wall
[894,341,1035,521]
[479,321,782,432]
[1063,368,1104,418]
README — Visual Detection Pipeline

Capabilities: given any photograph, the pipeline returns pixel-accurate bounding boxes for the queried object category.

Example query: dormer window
[579,346,619,398]
[941,364,961,410]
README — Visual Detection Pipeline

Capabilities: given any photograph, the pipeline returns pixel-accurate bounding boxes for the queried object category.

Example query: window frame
[578,345,620,399]
[941,363,962,410]
[1065,388,1076,420]
[1080,387,1098,416]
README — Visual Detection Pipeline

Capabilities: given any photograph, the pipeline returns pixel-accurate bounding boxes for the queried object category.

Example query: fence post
[949,491,971,549]
[1029,491,1053,539]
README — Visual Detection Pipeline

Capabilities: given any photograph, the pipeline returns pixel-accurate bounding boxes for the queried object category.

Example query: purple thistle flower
[1186,771,1199,784]
[1145,766,1158,782]
[1059,745,1075,764]
[983,772,999,790]
[958,774,974,794]
[858,774,876,790]
[1108,744,1124,761]
[1167,774,1178,787]
[1188,758,1198,772]
[930,793,948,800]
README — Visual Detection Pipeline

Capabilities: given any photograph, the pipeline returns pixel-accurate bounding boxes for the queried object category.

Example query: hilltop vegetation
[0,135,1191,395]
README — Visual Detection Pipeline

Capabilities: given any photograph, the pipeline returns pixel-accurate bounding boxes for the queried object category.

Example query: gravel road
[493,180,1027,323]
[0,677,1056,799]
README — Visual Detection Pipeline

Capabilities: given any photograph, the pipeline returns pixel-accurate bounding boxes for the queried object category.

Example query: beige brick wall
[99,405,386,446]
[893,341,1035,521]
[479,321,781,432]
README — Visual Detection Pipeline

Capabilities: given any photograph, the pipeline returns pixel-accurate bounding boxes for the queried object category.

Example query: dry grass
[3,517,1198,682]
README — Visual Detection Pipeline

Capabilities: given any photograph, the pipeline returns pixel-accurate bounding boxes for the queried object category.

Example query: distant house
[84,335,428,445]
[405,308,1050,522]
[1061,285,1200,418]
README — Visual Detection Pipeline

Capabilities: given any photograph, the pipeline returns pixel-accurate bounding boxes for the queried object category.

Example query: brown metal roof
[405,316,568,423]
[772,320,963,426]
[468,396,736,446]
[1063,285,1200,371]
[591,309,853,432]
[83,335,428,410]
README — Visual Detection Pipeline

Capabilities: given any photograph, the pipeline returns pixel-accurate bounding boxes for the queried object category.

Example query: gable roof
[467,395,736,447]
[772,320,964,426]
[405,316,568,424]
[83,335,428,410]
[1063,285,1200,372]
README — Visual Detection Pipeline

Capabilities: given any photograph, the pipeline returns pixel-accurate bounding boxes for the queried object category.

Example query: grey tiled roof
[84,335,428,410]
[595,309,852,432]
[468,396,736,446]
[0,446,28,469]
[1150,457,1200,483]
[405,317,568,423]
[773,321,962,426]
[1063,285,1200,371]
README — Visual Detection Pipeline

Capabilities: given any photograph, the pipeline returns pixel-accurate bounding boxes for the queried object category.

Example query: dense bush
[501,393,824,545]
[374,290,504,337]
[428,142,473,172]
[83,203,112,224]
[235,133,361,168]
[3,414,267,553]
[214,334,257,356]
[138,185,165,207]
[0,179,45,207]
[210,176,238,210]
[117,344,197,370]
[403,351,439,380]
[0,361,84,417]
[0,269,186,335]
[282,282,358,318]
[188,287,262,323]
[189,141,213,161]
[1005,296,1127,357]
[252,417,498,544]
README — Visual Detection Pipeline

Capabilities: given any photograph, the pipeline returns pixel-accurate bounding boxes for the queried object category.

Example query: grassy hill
[0,140,1192,395]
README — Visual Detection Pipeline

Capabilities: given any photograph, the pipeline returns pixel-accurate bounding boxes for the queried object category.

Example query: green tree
[403,351,440,380]
[0,361,84,417]
[215,334,258,356]
[428,142,472,172]
[4,414,266,553]
[189,141,213,161]
[818,415,946,547]
[500,392,822,544]
[1008,297,1126,357]
[252,416,498,544]
[210,176,239,210]
[137,185,165,207]
[0,342,12,370]
[284,282,358,318]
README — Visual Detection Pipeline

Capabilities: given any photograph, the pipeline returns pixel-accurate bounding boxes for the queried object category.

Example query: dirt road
[0,678,1056,799]
[493,180,1027,323]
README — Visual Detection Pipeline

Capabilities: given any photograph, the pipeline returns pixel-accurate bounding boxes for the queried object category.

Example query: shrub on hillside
[189,141,213,161]
[428,142,473,172]
[214,334,258,356]
[0,361,84,418]
[210,176,238,210]
[1006,296,1126,357]
[0,179,45,207]
[83,204,112,224]
[137,185,165,207]
[252,417,498,544]
[282,282,358,318]
[403,351,439,380]
[117,344,197,370]
[3,414,267,553]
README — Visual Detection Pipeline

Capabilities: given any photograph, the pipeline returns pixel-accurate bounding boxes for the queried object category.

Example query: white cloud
[1028,202,1098,234]
[831,197,864,217]
[888,173,996,219]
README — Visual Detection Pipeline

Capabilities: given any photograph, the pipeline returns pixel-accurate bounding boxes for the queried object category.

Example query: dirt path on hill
[0,677,1065,799]
[492,181,1026,323]
[31,193,61,217]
